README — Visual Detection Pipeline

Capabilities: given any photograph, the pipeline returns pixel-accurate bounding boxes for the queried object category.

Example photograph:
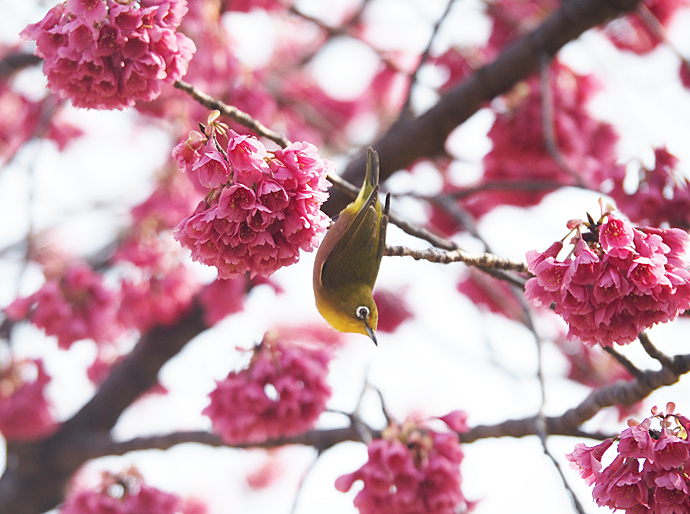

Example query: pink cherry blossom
[202,330,332,444]
[173,130,331,279]
[525,210,690,346]
[612,148,690,229]
[5,263,124,349]
[118,263,198,332]
[198,276,248,326]
[336,416,472,514]
[21,0,196,110]
[0,359,57,441]
[568,405,690,513]
[372,288,414,333]
[61,470,182,514]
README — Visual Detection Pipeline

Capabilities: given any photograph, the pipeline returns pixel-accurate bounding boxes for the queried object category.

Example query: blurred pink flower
[336,416,473,514]
[0,359,57,441]
[5,263,124,349]
[203,330,332,444]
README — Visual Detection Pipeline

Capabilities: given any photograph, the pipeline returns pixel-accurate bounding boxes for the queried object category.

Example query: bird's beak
[364,320,378,346]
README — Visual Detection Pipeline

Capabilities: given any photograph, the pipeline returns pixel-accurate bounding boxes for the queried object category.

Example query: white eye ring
[356,306,369,320]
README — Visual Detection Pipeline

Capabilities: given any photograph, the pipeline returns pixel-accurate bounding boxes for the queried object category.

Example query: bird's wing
[320,186,380,288]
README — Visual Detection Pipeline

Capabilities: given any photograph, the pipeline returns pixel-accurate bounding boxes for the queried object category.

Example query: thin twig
[327,173,459,251]
[540,55,586,187]
[289,450,321,514]
[174,80,291,148]
[401,0,459,114]
[542,440,588,514]
[385,244,529,273]
[602,346,644,380]
[638,332,674,368]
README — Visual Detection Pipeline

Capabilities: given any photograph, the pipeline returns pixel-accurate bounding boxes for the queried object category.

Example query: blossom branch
[401,0,459,114]
[384,244,529,273]
[540,55,587,187]
[173,80,291,148]
[638,332,674,368]
[90,426,377,457]
[602,346,644,380]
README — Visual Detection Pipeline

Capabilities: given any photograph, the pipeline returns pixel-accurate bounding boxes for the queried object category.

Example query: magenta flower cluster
[20,0,195,110]
[568,404,690,513]
[525,209,690,346]
[61,471,183,514]
[203,331,332,444]
[0,359,56,441]
[335,414,472,514]
[5,263,123,350]
[173,128,331,279]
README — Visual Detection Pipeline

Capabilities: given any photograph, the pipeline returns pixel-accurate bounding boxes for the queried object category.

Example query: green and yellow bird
[313,147,390,346]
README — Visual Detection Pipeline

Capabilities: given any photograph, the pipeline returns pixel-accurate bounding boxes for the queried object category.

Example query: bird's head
[316,287,379,345]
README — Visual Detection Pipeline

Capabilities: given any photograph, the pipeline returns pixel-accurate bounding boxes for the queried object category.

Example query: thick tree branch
[324,0,641,215]
[0,304,208,514]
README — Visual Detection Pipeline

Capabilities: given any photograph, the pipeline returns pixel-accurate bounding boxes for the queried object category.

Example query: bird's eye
[356,306,369,320]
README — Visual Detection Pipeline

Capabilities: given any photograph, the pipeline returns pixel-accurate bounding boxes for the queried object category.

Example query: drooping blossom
[245,450,285,490]
[198,276,247,326]
[173,126,331,279]
[554,337,643,421]
[129,162,203,231]
[373,288,414,333]
[567,403,690,512]
[525,206,690,346]
[61,469,182,514]
[4,263,124,350]
[20,0,196,110]
[457,268,527,323]
[602,0,689,54]
[335,414,473,514]
[0,359,57,441]
[0,82,83,165]
[118,262,198,333]
[203,330,332,444]
[611,147,690,229]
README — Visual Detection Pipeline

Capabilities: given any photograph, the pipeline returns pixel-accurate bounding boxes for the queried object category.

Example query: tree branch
[460,352,690,443]
[324,0,641,215]
[174,80,291,148]
[385,244,529,273]
[0,304,208,514]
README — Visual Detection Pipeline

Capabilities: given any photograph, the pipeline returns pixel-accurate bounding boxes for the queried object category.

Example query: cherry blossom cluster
[173,122,331,279]
[21,0,195,110]
[568,403,690,513]
[203,330,332,444]
[611,148,690,229]
[61,469,185,514]
[115,236,199,333]
[0,359,56,441]
[525,206,690,346]
[0,79,83,165]
[335,412,473,514]
[5,263,123,350]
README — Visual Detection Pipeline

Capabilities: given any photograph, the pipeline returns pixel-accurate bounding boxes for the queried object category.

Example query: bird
[313,147,390,346]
